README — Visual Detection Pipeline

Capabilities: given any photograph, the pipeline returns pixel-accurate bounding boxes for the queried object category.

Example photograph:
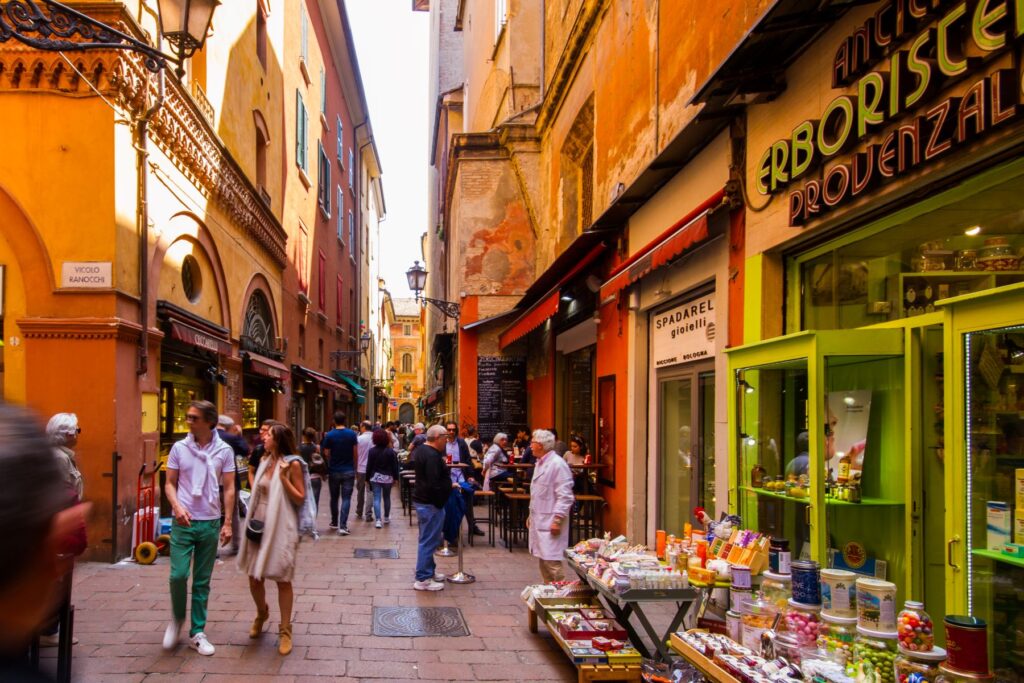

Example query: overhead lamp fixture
[560,293,574,302]
[738,378,756,394]
[964,225,982,236]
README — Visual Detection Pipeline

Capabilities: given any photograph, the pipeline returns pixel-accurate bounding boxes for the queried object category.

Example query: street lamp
[360,331,372,352]
[330,331,372,364]
[0,0,219,76]
[389,367,397,381]
[405,260,460,320]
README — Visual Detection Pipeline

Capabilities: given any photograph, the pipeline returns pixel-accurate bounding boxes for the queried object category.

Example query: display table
[527,597,642,683]
[668,632,740,683]
[566,553,704,662]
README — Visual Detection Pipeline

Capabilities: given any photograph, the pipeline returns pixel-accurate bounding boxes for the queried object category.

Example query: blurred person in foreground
[0,402,89,680]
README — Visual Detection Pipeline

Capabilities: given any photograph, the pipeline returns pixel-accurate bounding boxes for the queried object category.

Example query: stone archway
[398,402,415,424]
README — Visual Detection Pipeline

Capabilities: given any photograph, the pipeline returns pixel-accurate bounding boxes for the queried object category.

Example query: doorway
[657,362,715,536]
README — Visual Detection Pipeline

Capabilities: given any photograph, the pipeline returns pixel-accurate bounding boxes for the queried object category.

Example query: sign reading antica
[755,0,1024,226]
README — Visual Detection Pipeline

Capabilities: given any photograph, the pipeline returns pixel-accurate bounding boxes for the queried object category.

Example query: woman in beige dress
[237,422,306,655]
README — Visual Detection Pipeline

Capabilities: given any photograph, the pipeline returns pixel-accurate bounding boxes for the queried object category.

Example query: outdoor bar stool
[504,492,531,551]
[572,494,605,544]
[494,485,525,547]
[401,474,416,524]
[470,489,496,547]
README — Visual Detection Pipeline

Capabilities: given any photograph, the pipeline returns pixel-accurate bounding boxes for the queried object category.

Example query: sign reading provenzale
[755,0,1024,226]
[651,293,716,368]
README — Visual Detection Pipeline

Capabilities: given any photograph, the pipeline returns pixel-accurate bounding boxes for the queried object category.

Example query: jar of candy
[791,560,822,605]
[740,594,779,652]
[784,598,822,647]
[761,571,792,610]
[897,601,935,652]
[849,627,898,683]
[935,663,995,683]
[817,613,857,664]
[895,646,947,683]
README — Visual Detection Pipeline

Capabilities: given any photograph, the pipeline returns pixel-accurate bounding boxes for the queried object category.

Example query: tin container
[821,568,857,619]
[769,538,791,575]
[726,609,742,643]
[731,565,751,589]
[856,577,898,633]
[730,586,752,612]
[791,560,822,606]
[943,616,989,675]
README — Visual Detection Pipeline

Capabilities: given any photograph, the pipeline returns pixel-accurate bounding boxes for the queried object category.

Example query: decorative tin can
[790,559,822,606]
[943,616,989,675]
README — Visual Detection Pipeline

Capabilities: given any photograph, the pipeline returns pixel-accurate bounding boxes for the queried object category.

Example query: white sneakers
[375,520,383,528]
[189,632,215,656]
[413,579,445,591]
[162,620,183,650]
[163,621,215,656]
[337,527,350,536]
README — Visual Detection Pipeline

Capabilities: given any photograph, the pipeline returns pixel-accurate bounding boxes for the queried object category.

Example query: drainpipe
[136,71,165,376]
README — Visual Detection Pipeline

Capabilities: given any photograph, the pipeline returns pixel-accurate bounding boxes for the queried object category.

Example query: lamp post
[0,0,219,77]
[405,260,460,320]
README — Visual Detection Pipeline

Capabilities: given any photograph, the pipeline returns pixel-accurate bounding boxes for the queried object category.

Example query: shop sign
[754,0,1024,226]
[168,320,232,356]
[651,292,716,368]
[61,261,111,288]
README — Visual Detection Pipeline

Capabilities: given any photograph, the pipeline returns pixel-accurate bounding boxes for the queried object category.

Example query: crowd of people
[0,398,595,676]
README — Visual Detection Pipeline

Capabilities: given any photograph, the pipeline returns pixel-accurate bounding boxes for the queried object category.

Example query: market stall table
[566,552,705,662]
[668,632,740,683]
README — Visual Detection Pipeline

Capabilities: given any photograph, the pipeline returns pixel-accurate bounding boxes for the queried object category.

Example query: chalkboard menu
[477,356,527,441]
[567,348,595,449]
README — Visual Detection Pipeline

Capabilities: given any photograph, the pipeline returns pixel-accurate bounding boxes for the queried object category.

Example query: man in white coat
[527,429,575,582]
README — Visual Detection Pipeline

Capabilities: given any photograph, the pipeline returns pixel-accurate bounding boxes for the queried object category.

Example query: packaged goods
[1015,469,1024,509]
[784,598,823,647]
[817,613,858,665]
[986,501,1010,550]
[821,568,857,618]
[791,560,822,606]
[897,601,934,652]
[761,571,792,610]
[726,610,742,643]
[730,586,752,612]
[856,577,898,633]
[740,594,779,651]
[732,564,752,588]
[943,616,989,675]
[849,627,898,683]
[894,646,946,683]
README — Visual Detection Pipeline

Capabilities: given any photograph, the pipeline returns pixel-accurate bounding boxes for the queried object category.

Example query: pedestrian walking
[527,429,574,583]
[366,429,400,527]
[163,400,236,656]
[298,427,325,516]
[0,402,89,681]
[411,425,452,591]
[355,421,373,521]
[321,412,358,535]
[247,419,275,489]
[238,422,307,656]
[216,415,248,558]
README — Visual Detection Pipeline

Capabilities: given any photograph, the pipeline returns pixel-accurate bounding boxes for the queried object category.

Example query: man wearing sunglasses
[163,400,236,657]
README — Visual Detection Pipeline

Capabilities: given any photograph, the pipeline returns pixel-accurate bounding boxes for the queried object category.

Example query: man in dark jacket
[412,425,453,591]
[444,422,484,536]
[216,415,249,557]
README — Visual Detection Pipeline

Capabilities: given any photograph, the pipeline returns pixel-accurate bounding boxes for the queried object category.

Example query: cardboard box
[1016,513,1024,546]
[987,501,1011,550]
[1002,543,1024,557]
[1017,469,1024,509]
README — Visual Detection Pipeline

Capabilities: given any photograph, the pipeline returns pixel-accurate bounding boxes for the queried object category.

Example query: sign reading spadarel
[651,293,716,369]
[755,0,1024,226]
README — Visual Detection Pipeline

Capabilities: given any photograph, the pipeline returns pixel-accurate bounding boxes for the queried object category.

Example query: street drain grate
[372,607,470,637]
[353,548,399,559]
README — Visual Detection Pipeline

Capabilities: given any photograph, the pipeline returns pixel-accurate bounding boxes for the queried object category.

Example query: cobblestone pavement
[46,491,577,682]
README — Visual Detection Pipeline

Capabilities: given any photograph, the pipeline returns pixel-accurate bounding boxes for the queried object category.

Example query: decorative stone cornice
[0,4,288,269]
[18,316,146,343]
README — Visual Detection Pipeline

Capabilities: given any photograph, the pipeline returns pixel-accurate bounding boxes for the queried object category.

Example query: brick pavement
[45,491,578,683]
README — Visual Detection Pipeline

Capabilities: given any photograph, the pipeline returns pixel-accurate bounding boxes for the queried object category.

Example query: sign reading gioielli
[651,292,716,368]
[61,262,112,288]
[755,0,1024,226]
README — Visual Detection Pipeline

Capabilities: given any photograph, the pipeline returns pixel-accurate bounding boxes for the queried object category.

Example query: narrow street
[49,495,576,682]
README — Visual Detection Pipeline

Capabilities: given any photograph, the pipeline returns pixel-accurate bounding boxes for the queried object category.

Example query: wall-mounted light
[738,378,756,394]
[739,432,757,447]
[964,225,982,236]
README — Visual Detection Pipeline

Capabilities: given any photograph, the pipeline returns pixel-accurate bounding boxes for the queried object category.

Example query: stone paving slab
[41,491,578,682]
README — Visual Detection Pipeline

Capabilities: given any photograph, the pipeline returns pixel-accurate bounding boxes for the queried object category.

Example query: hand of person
[526,515,531,529]
[550,518,562,536]
[173,505,192,527]
[278,460,292,478]
[220,523,232,546]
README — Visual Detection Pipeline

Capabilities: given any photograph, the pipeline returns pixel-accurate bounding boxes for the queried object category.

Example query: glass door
[658,364,714,536]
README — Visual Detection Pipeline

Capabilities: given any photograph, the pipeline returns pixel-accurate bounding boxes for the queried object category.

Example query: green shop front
[731,0,1024,675]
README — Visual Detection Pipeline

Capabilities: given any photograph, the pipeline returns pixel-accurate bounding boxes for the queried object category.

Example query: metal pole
[447,512,475,584]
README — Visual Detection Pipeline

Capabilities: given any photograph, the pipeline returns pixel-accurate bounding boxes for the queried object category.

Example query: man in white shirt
[355,421,374,521]
[163,400,236,657]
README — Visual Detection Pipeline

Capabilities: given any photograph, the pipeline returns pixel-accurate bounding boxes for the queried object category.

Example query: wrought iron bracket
[0,0,171,73]
[418,296,460,321]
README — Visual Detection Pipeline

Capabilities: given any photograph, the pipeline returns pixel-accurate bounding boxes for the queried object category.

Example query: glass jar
[772,630,804,664]
[740,595,779,652]
[935,663,995,683]
[817,613,857,665]
[895,646,947,683]
[955,249,978,271]
[761,571,792,610]
[791,559,822,605]
[897,600,935,652]
[784,598,822,647]
[849,627,898,683]
[978,237,1020,271]
[768,537,790,573]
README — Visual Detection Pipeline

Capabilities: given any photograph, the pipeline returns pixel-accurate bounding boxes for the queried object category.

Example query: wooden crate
[578,663,642,683]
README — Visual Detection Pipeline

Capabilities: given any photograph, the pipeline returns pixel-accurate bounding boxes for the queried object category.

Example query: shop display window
[963,325,1024,675]
[242,398,259,430]
[793,171,1024,331]
[729,330,905,596]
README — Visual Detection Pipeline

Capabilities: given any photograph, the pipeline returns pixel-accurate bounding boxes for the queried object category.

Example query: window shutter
[348,148,354,188]
[336,275,343,321]
[336,116,343,159]
[300,3,308,63]
[295,90,305,171]
[320,68,326,115]
[318,250,326,310]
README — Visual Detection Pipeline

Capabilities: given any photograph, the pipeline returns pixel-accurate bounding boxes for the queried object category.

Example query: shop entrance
[656,362,714,537]
[399,402,414,424]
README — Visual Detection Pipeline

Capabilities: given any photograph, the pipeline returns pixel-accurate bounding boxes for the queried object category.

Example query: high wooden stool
[471,489,496,547]
[572,494,605,543]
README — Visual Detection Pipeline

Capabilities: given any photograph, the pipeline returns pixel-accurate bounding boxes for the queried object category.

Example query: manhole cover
[372,607,470,637]
[353,548,399,559]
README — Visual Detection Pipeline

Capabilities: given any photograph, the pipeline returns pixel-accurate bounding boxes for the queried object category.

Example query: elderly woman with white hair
[527,428,575,582]
[47,413,83,501]
[481,432,512,487]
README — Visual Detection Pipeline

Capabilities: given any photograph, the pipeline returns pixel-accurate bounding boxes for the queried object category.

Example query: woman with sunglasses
[46,413,83,501]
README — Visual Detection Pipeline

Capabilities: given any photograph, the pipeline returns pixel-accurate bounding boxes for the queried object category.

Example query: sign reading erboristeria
[755,0,1024,226]
[651,292,716,368]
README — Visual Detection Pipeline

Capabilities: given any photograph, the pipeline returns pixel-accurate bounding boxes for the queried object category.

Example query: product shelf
[970,548,1024,569]
[668,632,739,683]
[740,486,903,507]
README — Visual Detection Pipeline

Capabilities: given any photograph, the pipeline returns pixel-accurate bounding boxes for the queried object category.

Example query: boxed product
[987,501,1010,550]
[1016,512,1024,545]
[556,617,628,641]
[565,640,607,665]
[606,646,642,665]
[1016,468,1024,509]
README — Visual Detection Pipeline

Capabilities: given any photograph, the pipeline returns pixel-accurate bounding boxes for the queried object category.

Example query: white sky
[346,0,430,299]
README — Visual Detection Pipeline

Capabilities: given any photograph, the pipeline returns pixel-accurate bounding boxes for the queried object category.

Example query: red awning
[498,243,606,349]
[293,365,344,393]
[243,352,289,381]
[599,188,725,302]
[498,291,560,349]
[167,319,232,356]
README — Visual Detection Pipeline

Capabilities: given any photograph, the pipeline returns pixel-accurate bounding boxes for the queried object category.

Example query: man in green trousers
[162,400,236,656]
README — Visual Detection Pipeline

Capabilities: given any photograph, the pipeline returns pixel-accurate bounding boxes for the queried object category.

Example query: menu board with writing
[477,356,527,441]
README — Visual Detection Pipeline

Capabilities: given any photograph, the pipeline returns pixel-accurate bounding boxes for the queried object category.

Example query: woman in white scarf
[237,422,306,656]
